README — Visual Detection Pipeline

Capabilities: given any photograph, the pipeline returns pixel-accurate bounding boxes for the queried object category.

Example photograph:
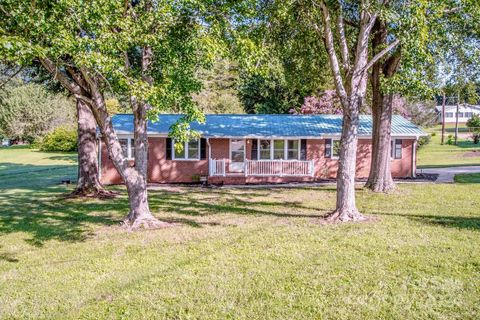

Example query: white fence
[209,159,314,177]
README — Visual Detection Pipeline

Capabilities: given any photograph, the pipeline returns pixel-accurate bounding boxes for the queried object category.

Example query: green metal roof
[111,114,426,138]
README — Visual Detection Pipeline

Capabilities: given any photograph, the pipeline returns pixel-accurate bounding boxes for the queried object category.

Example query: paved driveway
[418,166,480,183]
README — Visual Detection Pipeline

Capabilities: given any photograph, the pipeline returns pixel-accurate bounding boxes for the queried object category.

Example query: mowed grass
[454,173,480,184]
[417,124,480,168]
[1,148,480,319]
[0,145,77,189]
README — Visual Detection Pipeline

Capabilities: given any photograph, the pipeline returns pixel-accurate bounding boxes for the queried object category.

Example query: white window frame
[286,139,301,160]
[391,139,402,160]
[230,139,246,162]
[119,137,135,160]
[256,139,301,161]
[172,139,200,161]
[331,139,340,159]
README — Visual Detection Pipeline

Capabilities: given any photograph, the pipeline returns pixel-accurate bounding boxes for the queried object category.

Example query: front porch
[209,159,315,177]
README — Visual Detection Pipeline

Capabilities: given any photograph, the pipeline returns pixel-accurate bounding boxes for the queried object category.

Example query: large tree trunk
[69,99,111,198]
[366,93,394,192]
[88,86,169,229]
[327,107,365,221]
[365,20,399,193]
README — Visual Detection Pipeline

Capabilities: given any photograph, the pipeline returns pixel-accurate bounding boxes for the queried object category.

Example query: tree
[238,71,302,114]
[0,81,75,143]
[290,90,342,115]
[1,0,219,228]
[194,59,244,114]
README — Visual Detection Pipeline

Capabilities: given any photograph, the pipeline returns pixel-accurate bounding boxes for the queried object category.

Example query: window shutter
[166,138,172,160]
[300,139,307,160]
[251,139,258,160]
[200,138,207,159]
[325,139,332,158]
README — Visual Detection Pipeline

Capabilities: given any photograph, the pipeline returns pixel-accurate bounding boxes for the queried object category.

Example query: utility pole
[455,90,460,145]
[441,91,446,145]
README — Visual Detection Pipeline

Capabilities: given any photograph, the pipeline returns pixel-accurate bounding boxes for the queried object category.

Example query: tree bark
[69,99,112,198]
[365,20,399,193]
[365,93,395,192]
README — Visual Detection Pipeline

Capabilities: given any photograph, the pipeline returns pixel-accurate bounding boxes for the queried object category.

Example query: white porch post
[207,138,212,176]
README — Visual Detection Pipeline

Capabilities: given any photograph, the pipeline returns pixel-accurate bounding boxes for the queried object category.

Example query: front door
[230,139,245,172]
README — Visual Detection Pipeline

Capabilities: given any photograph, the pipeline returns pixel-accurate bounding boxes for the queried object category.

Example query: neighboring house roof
[435,104,480,112]
[111,114,427,138]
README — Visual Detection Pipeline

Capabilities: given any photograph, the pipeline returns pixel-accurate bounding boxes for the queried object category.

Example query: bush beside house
[37,126,77,152]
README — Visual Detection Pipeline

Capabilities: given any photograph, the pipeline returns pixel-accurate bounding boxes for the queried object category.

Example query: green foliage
[417,135,431,150]
[447,134,454,145]
[37,126,77,152]
[194,59,244,114]
[0,0,228,143]
[238,71,302,114]
[0,82,75,143]
[466,114,480,144]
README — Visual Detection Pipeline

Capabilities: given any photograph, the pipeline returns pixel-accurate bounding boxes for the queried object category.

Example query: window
[173,139,200,160]
[259,140,271,160]
[332,139,341,158]
[230,139,245,162]
[324,139,341,159]
[445,112,454,118]
[287,140,299,160]
[465,112,473,118]
[256,139,302,160]
[391,139,402,159]
[119,138,135,159]
[273,140,285,159]
[457,112,464,118]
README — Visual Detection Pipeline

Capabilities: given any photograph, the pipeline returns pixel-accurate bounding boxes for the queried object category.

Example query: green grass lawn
[1,147,480,319]
[417,125,480,168]
[454,173,480,184]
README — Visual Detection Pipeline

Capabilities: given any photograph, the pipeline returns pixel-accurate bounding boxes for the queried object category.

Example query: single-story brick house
[99,114,426,185]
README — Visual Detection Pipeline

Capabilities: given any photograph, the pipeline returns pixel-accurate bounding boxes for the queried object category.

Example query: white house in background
[436,104,480,123]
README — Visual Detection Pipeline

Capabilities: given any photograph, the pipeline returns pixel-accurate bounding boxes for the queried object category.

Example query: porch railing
[245,160,314,177]
[209,159,226,176]
[209,159,314,177]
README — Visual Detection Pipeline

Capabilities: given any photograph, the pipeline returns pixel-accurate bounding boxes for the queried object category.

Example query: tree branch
[316,0,349,107]
[363,38,400,72]
[337,8,350,74]
[40,58,84,96]
[0,66,23,90]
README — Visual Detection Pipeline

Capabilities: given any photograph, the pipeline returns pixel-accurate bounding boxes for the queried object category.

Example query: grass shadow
[371,211,480,231]
[0,187,124,246]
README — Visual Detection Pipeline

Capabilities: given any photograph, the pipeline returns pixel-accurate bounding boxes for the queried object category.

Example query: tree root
[123,214,174,230]
[65,185,119,200]
[365,179,396,193]
[324,208,367,223]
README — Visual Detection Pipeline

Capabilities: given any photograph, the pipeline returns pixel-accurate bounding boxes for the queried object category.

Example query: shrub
[447,134,454,145]
[38,126,77,152]
[466,114,480,144]
[431,132,436,137]
[417,135,431,149]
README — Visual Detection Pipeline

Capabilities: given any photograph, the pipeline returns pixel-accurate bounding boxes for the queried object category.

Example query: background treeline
[2,59,478,151]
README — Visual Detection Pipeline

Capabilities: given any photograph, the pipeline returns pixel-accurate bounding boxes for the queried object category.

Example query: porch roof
[111,114,426,138]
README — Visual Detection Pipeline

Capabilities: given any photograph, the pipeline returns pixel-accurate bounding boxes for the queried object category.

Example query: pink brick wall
[100,137,415,184]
